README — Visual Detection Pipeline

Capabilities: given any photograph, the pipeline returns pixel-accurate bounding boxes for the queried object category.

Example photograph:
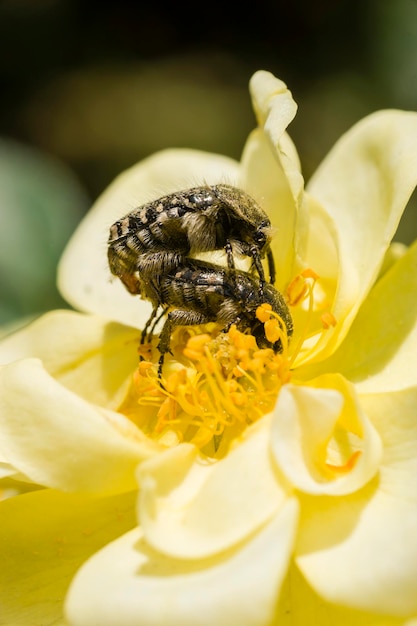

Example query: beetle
[107,184,276,297]
[135,258,293,377]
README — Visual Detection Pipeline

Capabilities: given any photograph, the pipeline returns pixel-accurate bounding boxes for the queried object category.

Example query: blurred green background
[1,0,417,328]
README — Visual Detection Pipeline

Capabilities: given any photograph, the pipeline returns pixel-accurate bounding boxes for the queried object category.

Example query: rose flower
[1,71,417,626]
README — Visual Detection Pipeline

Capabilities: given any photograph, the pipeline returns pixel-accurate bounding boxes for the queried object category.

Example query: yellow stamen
[256,303,273,323]
[286,273,313,306]
[321,311,337,329]
[286,268,338,365]
[121,320,291,458]
[264,318,282,343]
[301,268,319,280]
[326,450,362,474]
[287,269,318,363]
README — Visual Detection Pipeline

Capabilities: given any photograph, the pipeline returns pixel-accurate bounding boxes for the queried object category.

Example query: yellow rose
[1,70,417,626]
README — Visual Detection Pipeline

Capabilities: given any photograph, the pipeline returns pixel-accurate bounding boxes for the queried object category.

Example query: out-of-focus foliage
[19,56,254,194]
[0,139,89,328]
[1,0,417,326]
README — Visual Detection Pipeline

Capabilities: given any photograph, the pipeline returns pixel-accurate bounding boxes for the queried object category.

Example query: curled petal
[271,375,382,495]
[58,149,240,327]
[248,70,302,205]
[137,420,291,558]
[305,109,417,363]
[0,358,158,494]
[296,385,417,616]
[244,71,305,288]
[65,499,299,626]
[249,71,297,140]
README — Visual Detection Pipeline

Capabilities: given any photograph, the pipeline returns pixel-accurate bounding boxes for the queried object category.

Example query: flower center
[118,268,338,458]
[119,305,291,458]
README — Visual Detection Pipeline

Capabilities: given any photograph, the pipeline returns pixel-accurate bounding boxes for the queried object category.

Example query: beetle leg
[147,306,168,342]
[266,247,276,284]
[225,239,235,270]
[157,309,210,378]
[140,305,160,352]
[249,245,267,295]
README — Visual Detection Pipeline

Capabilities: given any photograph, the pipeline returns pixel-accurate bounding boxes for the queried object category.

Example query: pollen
[120,321,291,458]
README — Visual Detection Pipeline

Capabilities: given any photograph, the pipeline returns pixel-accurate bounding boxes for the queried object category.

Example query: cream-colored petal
[289,194,340,363]
[359,387,417,499]
[299,239,417,392]
[0,309,141,409]
[65,499,298,626]
[275,563,406,626]
[249,71,302,206]
[0,455,41,497]
[296,385,417,616]
[0,464,40,499]
[296,486,417,617]
[0,488,136,626]
[305,109,417,363]
[243,71,307,288]
[271,377,382,495]
[0,358,158,494]
[0,461,16,478]
[249,71,297,141]
[240,129,299,289]
[137,419,291,558]
[378,241,408,279]
[58,149,240,327]
[0,458,36,488]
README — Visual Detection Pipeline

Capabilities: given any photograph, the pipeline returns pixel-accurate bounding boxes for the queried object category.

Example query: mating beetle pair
[107,184,293,374]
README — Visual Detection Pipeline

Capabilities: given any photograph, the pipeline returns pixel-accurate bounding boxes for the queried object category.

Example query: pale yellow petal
[0,460,15,478]
[249,71,297,141]
[58,149,240,327]
[0,456,36,490]
[240,129,299,289]
[0,309,141,409]
[271,377,382,495]
[65,499,298,626]
[305,109,417,363]
[275,563,406,626]
[378,241,408,279]
[359,386,417,499]
[299,239,417,392]
[301,193,338,285]
[296,487,417,617]
[289,194,339,363]
[137,419,291,558]
[0,460,38,499]
[0,488,136,626]
[0,358,158,494]
[243,71,307,288]
[296,385,417,616]
[249,70,302,206]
